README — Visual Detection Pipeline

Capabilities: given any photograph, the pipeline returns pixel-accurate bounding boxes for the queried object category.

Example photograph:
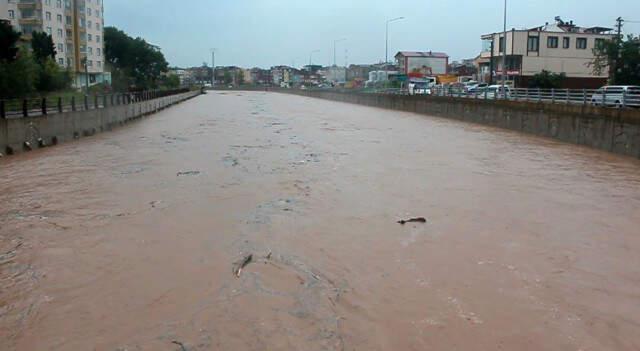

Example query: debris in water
[177,170,201,177]
[171,340,187,351]
[233,254,253,278]
[397,217,427,225]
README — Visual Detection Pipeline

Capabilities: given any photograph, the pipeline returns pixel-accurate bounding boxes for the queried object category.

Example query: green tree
[223,70,232,85]
[529,70,566,89]
[0,21,20,62]
[31,31,57,63]
[0,48,39,97]
[592,35,640,85]
[236,70,245,85]
[163,74,180,88]
[36,57,71,92]
[104,26,169,91]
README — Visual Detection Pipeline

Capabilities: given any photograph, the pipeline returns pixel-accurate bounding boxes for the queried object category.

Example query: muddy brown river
[1,91,640,350]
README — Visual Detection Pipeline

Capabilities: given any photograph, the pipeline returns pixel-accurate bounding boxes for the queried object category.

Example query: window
[87,8,92,16]
[96,23,100,30]
[45,0,51,5]
[65,0,71,9]
[56,0,62,8]
[46,12,52,21]
[66,29,72,38]
[57,28,63,37]
[67,57,73,67]
[97,61,101,68]
[57,14,62,22]
[80,18,85,27]
[88,60,93,67]
[96,48,101,56]
[96,10,100,17]
[57,43,63,52]
[88,20,92,29]
[80,45,86,53]
[527,36,539,51]
[88,33,92,41]
[498,36,505,53]
[46,27,52,35]
[576,38,587,49]
[88,47,93,54]
[595,38,606,50]
[66,43,73,52]
[96,35,100,43]
[66,16,72,25]
[58,58,64,65]
[547,36,558,48]
[563,37,570,49]
[8,10,14,19]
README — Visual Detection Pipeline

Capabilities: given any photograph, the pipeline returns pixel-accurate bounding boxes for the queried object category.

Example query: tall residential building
[0,0,108,88]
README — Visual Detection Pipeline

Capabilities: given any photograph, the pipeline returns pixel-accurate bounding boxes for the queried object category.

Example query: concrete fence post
[566,89,570,104]
[84,95,89,110]
[602,90,606,106]
[94,95,99,109]
[58,97,63,113]
[551,89,556,104]
[41,98,47,115]
[110,94,114,106]
[0,100,5,119]
[71,96,76,111]
[583,89,587,105]
[538,88,542,102]
[22,99,28,117]
[622,89,627,108]
[103,95,107,109]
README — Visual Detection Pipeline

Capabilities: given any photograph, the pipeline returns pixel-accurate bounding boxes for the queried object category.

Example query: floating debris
[397,217,427,225]
[176,170,201,177]
[233,254,253,278]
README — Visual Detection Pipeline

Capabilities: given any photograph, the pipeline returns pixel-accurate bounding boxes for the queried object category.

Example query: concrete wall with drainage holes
[0,91,201,156]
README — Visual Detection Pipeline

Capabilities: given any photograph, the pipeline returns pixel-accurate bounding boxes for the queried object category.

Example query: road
[1,91,640,350]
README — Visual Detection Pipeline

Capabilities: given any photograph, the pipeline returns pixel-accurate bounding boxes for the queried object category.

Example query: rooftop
[395,51,449,59]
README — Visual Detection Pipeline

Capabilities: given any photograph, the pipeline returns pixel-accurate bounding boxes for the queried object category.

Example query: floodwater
[1,91,640,350]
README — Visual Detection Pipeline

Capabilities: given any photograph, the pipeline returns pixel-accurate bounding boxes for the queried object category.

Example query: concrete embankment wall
[0,90,200,156]
[285,90,640,159]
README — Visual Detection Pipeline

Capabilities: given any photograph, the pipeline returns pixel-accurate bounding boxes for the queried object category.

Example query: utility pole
[501,0,507,95]
[614,17,624,84]
[334,38,346,66]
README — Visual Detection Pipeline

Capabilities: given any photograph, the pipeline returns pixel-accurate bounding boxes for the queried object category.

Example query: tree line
[0,21,72,98]
[0,22,178,98]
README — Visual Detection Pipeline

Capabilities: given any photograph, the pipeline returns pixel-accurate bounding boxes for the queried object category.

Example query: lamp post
[501,0,507,94]
[210,48,216,87]
[385,17,405,65]
[309,49,320,66]
[333,38,346,66]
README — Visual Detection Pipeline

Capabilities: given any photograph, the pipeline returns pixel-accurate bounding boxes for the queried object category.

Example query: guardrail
[0,88,192,119]
[427,87,640,108]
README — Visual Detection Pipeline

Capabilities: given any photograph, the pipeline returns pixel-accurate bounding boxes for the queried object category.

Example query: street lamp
[333,38,346,66]
[501,0,507,93]
[386,17,405,65]
[210,48,217,87]
[309,49,320,66]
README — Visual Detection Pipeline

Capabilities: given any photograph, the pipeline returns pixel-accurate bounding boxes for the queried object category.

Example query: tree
[0,21,21,62]
[0,48,39,97]
[31,31,56,63]
[163,74,180,89]
[236,70,244,85]
[104,26,169,91]
[223,70,232,85]
[529,70,566,89]
[592,35,640,85]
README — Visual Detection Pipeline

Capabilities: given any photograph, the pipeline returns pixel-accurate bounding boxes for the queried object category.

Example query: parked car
[466,83,488,93]
[591,86,640,108]
[408,82,431,95]
[485,85,511,99]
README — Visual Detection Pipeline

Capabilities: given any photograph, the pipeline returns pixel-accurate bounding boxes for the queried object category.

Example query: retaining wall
[0,90,201,156]
[285,90,640,159]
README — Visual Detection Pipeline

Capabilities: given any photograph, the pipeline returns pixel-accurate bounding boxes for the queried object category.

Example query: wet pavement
[1,91,640,350]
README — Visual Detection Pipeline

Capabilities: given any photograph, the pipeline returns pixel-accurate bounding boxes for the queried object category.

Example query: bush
[0,48,39,98]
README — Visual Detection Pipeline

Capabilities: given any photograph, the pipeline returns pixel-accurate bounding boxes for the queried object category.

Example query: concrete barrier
[0,90,201,156]
[284,90,640,159]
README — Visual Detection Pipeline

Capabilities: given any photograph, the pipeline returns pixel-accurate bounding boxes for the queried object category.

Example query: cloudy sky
[105,0,640,69]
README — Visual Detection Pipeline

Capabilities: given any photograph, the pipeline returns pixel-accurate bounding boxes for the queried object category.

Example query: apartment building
[477,17,615,88]
[0,0,108,88]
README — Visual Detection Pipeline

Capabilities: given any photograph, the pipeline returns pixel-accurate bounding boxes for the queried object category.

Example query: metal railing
[426,86,640,108]
[0,88,191,119]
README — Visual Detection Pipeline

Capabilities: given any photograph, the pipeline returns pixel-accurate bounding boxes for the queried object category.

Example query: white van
[591,86,640,108]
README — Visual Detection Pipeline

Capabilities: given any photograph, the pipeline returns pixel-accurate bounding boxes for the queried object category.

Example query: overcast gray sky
[105,0,640,69]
